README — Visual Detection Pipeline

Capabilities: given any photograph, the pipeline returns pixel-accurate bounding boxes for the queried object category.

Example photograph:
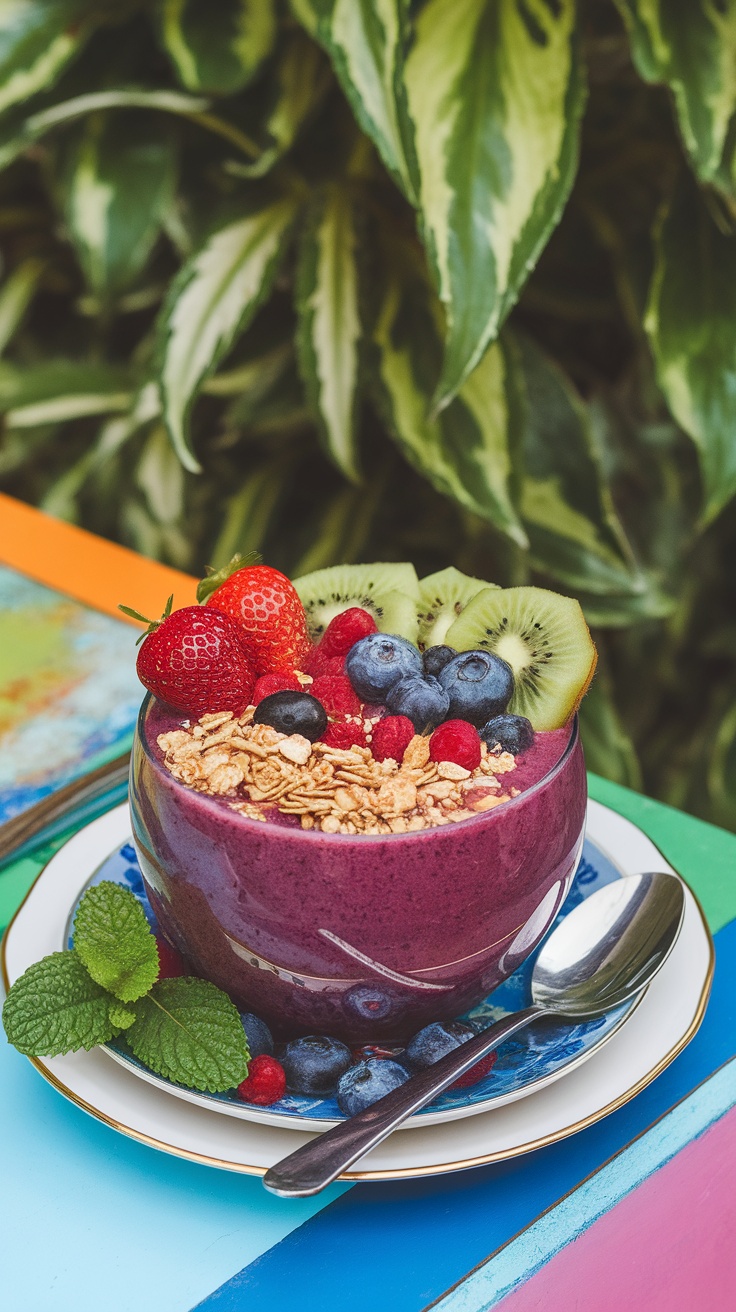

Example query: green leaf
[0,0,99,118]
[108,1001,137,1031]
[645,174,736,525]
[158,197,300,471]
[61,113,177,302]
[297,184,361,481]
[291,0,417,200]
[125,977,250,1092]
[0,256,45,355]
[404,0,584,405]
[370,252,527,546]
[227,32,331,178]
[579,674,642,790]
[2,951,115,1056]
[0,359,133,428]
[614,0,736,200]
[73,881,160,1003]
[161,0,276,96]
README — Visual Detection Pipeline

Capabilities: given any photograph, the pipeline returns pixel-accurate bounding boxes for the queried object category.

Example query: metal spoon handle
[263,1006,542,1197]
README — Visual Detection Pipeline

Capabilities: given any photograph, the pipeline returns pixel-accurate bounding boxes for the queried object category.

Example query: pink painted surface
[498,1106,736,1312]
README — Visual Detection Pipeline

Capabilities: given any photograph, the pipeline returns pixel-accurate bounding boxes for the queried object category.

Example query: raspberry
[450,1050,497,1090]
[320,720,367,750]
[429,720,481,771]
[236,1054,287,1105]
[303,646,346,678]
[252,672,301,705]
[371,715,415,763]
[321,607,378,657]
[156,937,187,980]
[311,674,362,720]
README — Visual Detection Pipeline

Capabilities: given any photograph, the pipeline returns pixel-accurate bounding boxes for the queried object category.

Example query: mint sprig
[73,881,159,1002]
[2,883,250,1093]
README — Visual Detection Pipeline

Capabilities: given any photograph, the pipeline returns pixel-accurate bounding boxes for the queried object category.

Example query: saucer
[1,800,713,1182]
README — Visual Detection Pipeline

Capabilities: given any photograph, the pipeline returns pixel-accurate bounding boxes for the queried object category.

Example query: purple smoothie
[131,697,587,1042]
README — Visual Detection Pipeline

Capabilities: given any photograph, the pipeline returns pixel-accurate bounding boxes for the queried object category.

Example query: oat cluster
[157,710,519,835]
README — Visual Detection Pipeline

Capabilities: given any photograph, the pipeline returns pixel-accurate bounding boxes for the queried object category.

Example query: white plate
[1,800,713,1182]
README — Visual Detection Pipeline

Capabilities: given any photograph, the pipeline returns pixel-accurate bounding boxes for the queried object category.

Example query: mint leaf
[125,977,250,1092]
[109,1001,137,1031]
[73,881,159,1002]
[2,951,115,1056]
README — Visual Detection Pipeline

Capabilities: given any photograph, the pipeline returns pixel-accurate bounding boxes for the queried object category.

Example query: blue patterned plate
[69,837,636,1130]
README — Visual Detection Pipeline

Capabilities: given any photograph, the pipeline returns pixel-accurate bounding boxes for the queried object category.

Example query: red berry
[310,674,362,720]
[351,1044,404,1063]
[236,1054,287,1105]
[206,563,311,675]
[321,607,378,657]
[429,720,481,771]
[371,715,415,763]
[320,720,368,750]
[252,672,302,705]
[303,646,346,678]
[135,604,256,717]
[155,936,187,980]
[450,1050,497,1090]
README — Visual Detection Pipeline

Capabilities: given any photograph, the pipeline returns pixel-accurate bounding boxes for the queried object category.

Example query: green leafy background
[0,0,735,830]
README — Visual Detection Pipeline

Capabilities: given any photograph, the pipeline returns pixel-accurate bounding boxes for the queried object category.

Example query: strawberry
[199,555,311,676]
[121,597,256,717]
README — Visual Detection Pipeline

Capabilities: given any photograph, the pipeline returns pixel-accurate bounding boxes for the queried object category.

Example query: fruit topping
[336,1058,410,1115]
[294,562,420,645]
[252,672,302,704]
[429,720,482,771]
[416,566,493,647]
[281,1035,352,1095]
[240,1012,274,1059]
[422,644,457,678]
[303,646,346,678]
[445,585,598,731]
[253,690,328,741]
[320,720,368,750]
[321,606,378,656]
[405,1020,475,1069]
[351,1043,406,1063]
[125,599,256,717]
[310,673,362,720]
[450,1050,497,1089]
[437,649,514,726]
[370,715,415,763]
[385,674,450,730]
[200,556,311,675]
[236,1054,286,1105]
[481,713,535,755]
[155,936,187,980]
[345,633,423,700]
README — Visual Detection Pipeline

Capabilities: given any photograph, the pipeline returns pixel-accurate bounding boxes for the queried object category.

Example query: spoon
[263,871,685,1197]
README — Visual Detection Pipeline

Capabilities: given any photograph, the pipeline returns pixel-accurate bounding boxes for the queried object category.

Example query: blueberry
[254,690,327,741]
[345,633,422,701]
[422,645,457,679]
[437,650,514,727]
[385,674,450,730]
[405,1020,474,1070]
[336,1059,410,1115]
[240,1012,274,1059]
[480,713,535,755]
[281,1035,352,1095]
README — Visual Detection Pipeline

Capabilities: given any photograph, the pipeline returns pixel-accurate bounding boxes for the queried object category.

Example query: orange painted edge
[0,492,198,626]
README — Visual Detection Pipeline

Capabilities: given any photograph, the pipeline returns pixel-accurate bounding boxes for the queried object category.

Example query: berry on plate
[370,715,415,763]
[155,936,187,980]
[321,607,378,657]
[346,633,422,701]
[385,674,449,730]
[280,1035,352,1095]
[438,650,514,727]
[310,674,362,720]
[253,690,327,741]
[450,1050,497,1089]
[336,1058,410,1115]
[405,1020,474,1070]
[320,720,368,750]
[198,555,311,675]
[480,713,535,755]
[121,598,256,717]
[429,720,482,771]
[236,1054,286,1105]
[252,672,302,705]
[240,1012,274,1059]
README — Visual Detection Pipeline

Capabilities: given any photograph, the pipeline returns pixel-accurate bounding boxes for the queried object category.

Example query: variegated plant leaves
[158,197,300,471]
[646,175,736,527]
[160,0,277,96]
[0,0,100,118]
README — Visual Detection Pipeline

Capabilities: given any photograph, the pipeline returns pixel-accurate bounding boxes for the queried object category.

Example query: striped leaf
[230,33,331,178]
[0,0,99,118]
[290,0,416,200]
[370,256,527,546]
[160,0,276,96]
[62,114,177,301]
[0,359,132,427]
[297,185,361,481]
[404,0,584,406]
[615,0,736,199]
[645,175,736,526]
[158,197,300,471]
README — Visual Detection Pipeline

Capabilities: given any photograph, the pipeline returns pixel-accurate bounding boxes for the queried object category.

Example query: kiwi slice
[293,562,419,643]
[416,567,496,648]
[445,586,597,730]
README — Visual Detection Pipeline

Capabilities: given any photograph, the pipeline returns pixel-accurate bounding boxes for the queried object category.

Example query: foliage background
[0,0,734,829]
